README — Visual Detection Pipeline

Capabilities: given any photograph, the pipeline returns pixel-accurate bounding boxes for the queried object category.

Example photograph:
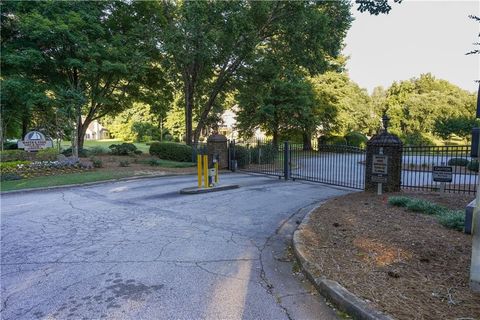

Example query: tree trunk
[272,130,279,150]
[184,80,194,146]
[22,116,29,139]
[302,132,312,151]
[76,116,91,151]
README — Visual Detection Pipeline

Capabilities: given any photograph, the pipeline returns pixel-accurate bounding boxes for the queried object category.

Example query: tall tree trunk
[21,116,29,139]
[272,130,279,150]
[76,116,92,151]
[302,132,312,151]
[184,79,194,146]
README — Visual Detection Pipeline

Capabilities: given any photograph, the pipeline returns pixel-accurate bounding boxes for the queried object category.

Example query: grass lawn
[60,139,151,153]
[139,159,195,168]
[0,170,141,192]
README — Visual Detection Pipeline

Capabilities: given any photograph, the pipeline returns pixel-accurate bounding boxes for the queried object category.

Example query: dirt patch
[300,191,480,320]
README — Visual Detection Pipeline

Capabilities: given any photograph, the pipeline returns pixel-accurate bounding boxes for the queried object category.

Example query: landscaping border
[292,204,394,320]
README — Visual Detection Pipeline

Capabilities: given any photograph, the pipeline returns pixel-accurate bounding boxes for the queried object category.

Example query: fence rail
[401,145,477,194]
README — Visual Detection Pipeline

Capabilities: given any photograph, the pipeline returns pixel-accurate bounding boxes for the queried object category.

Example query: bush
[149,142,193,162]
[3,141,18,150]
[36,148,58,161]
[119,160,130,167]
[388,196,411,207]
[345,132,368,148]
[0,150,28,162]
[61,147,89,158]
[447,158,469,167]
[249,143,276,164]
[405,199,445,215]
[91,158,103,168]
[145,158,162,166]
[467,159,479,172]
[437,210,465,232]
[88,146,109,156]
[0,172,22,181]
[233,145,250,168]
[109,143,140,156]
[0,161,31,169]
[319,135,347,146]
[402,132,434,147]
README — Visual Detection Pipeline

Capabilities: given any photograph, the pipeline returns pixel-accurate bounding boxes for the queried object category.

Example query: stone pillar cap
[207,134,227,142]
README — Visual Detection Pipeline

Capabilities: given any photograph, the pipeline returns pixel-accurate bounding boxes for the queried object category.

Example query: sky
[343,0,480,93]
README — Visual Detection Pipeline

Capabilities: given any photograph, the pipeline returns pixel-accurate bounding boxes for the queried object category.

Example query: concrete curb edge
[292,205,395,320]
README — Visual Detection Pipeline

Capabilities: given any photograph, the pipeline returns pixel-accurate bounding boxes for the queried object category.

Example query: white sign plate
[372,155,388,175]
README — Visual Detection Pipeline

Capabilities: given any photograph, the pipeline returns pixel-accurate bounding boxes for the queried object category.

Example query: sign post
[372,148,388,195]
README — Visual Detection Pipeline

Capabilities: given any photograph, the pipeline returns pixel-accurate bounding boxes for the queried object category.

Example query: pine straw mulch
[300,191,480,320]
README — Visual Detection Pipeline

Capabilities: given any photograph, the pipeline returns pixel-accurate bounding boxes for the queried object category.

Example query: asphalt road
[1,173,351,320]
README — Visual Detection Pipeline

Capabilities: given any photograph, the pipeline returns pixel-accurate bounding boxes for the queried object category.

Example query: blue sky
[343,0,479,93]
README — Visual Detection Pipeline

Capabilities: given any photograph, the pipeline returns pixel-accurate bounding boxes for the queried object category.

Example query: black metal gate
[229,139,366,189]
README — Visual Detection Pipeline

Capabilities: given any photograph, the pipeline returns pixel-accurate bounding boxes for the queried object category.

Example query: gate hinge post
[284,141,290,180]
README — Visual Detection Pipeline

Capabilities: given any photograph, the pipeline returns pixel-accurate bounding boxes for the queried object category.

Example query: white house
[84,118,110,140]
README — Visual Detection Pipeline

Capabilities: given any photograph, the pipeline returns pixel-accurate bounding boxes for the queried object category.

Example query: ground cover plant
[388,196,465,231]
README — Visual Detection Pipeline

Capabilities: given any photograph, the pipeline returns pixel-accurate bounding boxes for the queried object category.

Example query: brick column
[207,134,228,169]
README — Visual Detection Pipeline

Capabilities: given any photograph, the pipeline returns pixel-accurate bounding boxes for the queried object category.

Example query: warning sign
[432,166,452,183]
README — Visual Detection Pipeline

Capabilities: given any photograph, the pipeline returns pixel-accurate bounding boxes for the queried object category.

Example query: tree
[160,0,352,145]
[1,1,167,151]
[434,116,478,141]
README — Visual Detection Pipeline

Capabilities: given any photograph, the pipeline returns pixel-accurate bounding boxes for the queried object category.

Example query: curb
[179,184,240,194]
[0,172,197,196]
[292,205,394,320]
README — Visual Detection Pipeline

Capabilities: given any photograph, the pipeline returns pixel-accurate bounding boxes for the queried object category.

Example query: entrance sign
[372,155,388,175]
[17,131,53,151]
[432,166,452,183]
[371,175,387,183]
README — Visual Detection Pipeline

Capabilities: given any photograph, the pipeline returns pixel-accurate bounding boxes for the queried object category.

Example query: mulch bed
[300,191,480,320]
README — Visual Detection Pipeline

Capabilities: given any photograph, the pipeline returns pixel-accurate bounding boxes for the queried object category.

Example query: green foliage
[3,141,18,150]
[0,150,28,162]
[0,161,31,169]
[91,158,103,168]
[36,148,58,161]
[467,160,479,172]
[345,131,368,148]
[388,196,465,232]
[87,146,109,156]
[401,132,435,147]
[109,143,141,156]
[388,196,411,207]
[249,144,277,165]
[447,158,469,167]
[437,210,465,232]
[62,147,88,158]
[118,160,130,167]
[149,142,193,162]
[0,172,22,181]
[434,116,478,140]
[233,145,250,168]
[319,135,347,146]
[142,158,196,168]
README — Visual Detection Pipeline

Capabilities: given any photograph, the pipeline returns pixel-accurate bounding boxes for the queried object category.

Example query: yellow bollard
[197,154,202,188]
[203,155,208,188]
[214,160,219,184]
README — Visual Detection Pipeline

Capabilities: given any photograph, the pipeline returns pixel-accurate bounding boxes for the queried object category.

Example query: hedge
[149,142,193,162]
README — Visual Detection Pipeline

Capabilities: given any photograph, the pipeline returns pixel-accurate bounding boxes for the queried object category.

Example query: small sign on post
[372,151,388,195]
[433,165,452,193]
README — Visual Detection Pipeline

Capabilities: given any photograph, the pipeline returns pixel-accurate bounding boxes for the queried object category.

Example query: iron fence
[230,139,284,178]
[289,141,366,189]
[401,145,477,194]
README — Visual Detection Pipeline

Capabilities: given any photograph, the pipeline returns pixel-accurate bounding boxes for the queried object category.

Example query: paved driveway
[1,173,350,320]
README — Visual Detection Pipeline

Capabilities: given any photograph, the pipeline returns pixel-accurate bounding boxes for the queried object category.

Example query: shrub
[149,142,193,162]
[91,158,103,168]
[119,160,130,167]
[0,172,22,181]
[109,143,140,156]
[402,132,434,147]
[467,159,479,172]
[88,146,109,156]
[61,147,89,157]
[447,157,469,167]
[319,135,347,146]
[0,150,28,162]
[388,196,411,207]
[36,148,58,161]
[3,141,18,150]
[437,210,465,232]
[345,131,368,148]
[0,161,31,169]
[145,158,162,166]
[405,199,445,215]
[233,145,250,168]
[249,143,277,164]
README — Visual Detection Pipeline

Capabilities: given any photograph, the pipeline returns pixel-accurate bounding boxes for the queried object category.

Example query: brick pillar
[365,116,403,192]
[207,134,228,169]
